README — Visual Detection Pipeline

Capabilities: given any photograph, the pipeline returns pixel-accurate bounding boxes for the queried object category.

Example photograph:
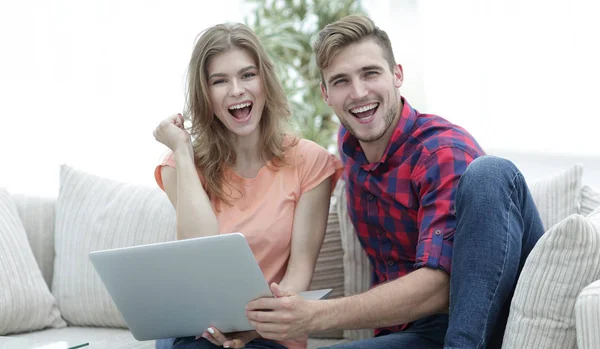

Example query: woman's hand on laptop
[196,327,259,348]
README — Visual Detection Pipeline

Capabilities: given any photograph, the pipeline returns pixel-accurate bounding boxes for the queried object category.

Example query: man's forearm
[310,267,449,331]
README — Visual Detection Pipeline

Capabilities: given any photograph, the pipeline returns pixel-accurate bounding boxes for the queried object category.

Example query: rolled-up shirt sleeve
[412,146,477,274]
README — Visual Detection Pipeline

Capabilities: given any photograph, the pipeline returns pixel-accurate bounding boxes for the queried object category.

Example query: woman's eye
[212,79,225,85]
[242,72,256,79]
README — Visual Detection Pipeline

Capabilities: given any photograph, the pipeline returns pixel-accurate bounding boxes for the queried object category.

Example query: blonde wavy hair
[184,23,293,205]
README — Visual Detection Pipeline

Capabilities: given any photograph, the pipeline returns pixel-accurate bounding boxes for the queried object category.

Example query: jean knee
[458,156,519,199]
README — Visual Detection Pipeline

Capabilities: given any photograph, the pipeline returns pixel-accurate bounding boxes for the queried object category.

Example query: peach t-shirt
[155,138,342,349]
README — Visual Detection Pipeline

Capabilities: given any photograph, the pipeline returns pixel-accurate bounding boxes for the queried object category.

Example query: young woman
[153,23,342,349]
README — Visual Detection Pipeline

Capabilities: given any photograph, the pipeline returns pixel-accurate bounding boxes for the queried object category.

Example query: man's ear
[393,64,404,88]
[320,81,331,106]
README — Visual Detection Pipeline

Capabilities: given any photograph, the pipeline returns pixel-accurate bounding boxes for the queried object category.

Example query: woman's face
[206,48,266,139]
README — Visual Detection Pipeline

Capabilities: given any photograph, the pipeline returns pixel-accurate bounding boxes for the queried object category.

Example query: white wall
[1,0,598,196]
[0,0,248,196]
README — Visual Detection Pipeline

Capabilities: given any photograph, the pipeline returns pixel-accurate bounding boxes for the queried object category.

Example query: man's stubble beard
[340,89,399,143]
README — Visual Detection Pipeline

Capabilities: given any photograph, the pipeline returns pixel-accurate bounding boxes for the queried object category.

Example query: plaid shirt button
[387,260,394,266]
[367,194,374,200]
[435,229,442,235]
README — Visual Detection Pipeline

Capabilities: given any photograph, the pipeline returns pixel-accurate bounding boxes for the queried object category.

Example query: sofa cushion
[502,208,600,349]
[52,165,177,327]
[580,185,600,216]
[11,327,153,349]
[308,195,345,339]
[0,188,66,335]
[528,165,583,230]
[335,180,374,341]
[12,194,56,288]
[575,273,600,349]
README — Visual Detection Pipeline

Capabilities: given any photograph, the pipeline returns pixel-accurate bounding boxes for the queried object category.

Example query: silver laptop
[89,233,332,341]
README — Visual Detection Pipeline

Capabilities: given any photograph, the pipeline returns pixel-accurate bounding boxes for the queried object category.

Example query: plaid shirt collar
[341,96,418,171]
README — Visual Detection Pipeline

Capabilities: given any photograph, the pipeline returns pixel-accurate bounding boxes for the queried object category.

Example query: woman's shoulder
[282,134,330,155]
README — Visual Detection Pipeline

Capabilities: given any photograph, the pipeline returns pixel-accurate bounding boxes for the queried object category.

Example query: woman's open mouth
[228,102,253,123]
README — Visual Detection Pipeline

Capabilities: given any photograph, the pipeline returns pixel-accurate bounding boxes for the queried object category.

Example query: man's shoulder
[411,113,484,157]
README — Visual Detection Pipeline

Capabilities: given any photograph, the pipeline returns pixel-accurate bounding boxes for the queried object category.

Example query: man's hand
[197,327,259,348]
[246,283,317,341]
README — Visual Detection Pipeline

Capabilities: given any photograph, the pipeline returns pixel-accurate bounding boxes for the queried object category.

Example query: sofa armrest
[575,279,600,349]
[12,194,56,288]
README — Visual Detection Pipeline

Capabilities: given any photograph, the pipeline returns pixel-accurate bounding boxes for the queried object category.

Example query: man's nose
[350,80,368,100]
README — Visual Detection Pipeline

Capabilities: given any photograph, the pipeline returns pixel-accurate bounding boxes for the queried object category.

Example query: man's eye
[365,71,378,77]
[333,79,346,86]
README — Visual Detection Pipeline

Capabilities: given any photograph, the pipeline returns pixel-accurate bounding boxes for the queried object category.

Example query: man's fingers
[249,320,288,334]
[270,282,295,297]
[254,329,287,341]
[246,309,280,323]
[246,296,286,311]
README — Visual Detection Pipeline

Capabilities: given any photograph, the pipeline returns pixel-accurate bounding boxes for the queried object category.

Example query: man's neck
[359,101,403,163]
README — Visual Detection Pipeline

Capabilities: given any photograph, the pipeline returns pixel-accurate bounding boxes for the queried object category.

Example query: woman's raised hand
[153,113,192,153]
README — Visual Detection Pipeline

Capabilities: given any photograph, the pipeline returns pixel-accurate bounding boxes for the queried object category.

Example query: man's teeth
[229,102,252,110]
[350,103,378,113]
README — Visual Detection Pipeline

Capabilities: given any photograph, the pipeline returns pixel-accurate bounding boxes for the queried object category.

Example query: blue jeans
[320,314,448,349]
[444,156,544,349]
[323,156,544,349]
[156,337,287,349]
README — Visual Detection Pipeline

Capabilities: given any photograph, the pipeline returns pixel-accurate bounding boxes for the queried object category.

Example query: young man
[245,15,545,349]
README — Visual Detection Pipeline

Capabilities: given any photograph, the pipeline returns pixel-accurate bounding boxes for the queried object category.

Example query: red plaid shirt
[338,97,485,335]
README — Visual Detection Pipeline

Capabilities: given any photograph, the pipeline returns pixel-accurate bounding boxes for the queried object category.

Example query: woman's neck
[230,130,265,178]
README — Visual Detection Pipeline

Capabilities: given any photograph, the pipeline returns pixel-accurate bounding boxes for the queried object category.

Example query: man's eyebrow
[208,65,257,80]
[327,65,385,85]
[362,65,384,72]
[327,73,347,86]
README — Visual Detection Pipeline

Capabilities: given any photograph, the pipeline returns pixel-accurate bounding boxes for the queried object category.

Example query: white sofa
[1,163,599,349]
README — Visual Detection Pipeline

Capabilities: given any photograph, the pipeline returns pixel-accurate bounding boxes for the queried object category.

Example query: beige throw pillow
[52,165,177,327]
[502,209,600,349]
[0,188,66,335]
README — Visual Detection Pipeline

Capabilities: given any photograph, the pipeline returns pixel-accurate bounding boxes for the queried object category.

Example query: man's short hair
[312,15,397,87]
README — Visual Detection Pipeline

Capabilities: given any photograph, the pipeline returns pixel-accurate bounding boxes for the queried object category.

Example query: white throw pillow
[502,209,600,349]
[528,165,583,230]
[0,188,66,335]
[52,165,177,327]
[579,185,600,216]
[575,264,600,349]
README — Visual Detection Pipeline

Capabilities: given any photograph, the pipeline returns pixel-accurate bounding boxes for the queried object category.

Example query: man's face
[320,39,403,143]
